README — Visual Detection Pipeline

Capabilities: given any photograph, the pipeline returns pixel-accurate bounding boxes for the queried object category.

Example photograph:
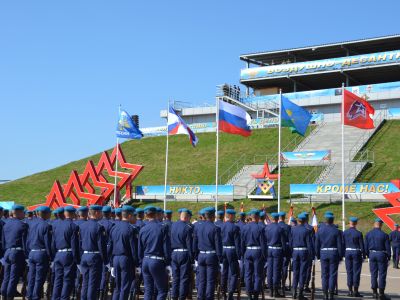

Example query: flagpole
[341,83,346,231]
[114,105,121,207]
[277,89,282,212]
[215,97,220,211]
[163,100,170,211]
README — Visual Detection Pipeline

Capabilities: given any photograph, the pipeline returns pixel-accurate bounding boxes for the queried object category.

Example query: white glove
[166,266,172,276]
[50,262,54,268]
[194,260,198,267]
[135,267,141,275]
[25,259,29,264]
[264,262,268,268]
[77,265,82,273]
[0,258,5,266]
[219,264,223,273]
[238,260,242,268]
[368,258,370,262]
[105,263,110,270]
[111,267,115,278]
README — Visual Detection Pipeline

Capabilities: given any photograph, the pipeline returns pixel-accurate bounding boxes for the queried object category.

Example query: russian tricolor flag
[219,100,252,137]
[168,106,199,147]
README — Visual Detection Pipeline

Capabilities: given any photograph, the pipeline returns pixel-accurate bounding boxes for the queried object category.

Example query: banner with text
[282,150,331,162]
[136,185,234,196]
[290,182,400,195]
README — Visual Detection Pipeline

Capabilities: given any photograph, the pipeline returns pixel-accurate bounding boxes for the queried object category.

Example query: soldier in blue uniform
[135,208,145,228]
[315,212,343,300]
[241,209,266,300]
[1,205,28,299]
[289,213,312,300]
[73,206,88,297]
[26,205,53,300]
[342,216,365,297]
[163,210,173,233]
[264,212,286,298]
[108,205,138,300]
[98,205,115,299]
[78,205,107,300]
[278,211,291,295]
[302,211,314,293]
[51,205,80,300]
[170,208,193,300]
[215,210,224,227]
[365,218,391,300]
[193,207,222,300]
[138,206,171,300]
[236,212,246,230]
[389,224,400,269]
[114,208,122,222]
[220,209,241,300]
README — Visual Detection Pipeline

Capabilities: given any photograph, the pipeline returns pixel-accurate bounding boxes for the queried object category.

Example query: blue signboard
[290,183,400,195]
[241,50,400,80]
[136,185,233,196]
[282,150,331,162]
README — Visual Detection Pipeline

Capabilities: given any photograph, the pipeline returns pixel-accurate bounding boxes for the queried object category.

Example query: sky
[1,0,399,180]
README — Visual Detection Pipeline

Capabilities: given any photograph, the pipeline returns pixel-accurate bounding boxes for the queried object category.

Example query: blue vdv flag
[281,96,312,136]
[116,109,143,139]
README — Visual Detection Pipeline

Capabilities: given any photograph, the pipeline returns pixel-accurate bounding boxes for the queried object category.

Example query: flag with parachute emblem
[116,109,143,139]
[281,96,312,136]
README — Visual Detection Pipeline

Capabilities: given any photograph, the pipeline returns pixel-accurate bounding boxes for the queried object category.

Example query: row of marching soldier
[0,204,398,300]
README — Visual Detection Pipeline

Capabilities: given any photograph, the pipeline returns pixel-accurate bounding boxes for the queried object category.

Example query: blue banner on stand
[282,150,331,162]
[136,185,233,196]
[290,182,400,195]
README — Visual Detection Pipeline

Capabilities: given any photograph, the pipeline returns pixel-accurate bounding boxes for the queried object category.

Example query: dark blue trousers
[345,250,363,288]
[27,251,50,300]
[112,255,134,300]
[99,264,108,292]
[244,249,264,293]
[1,249,25,298]
[80,253,103,300]
[267,248,283,288]
[51,251,76,300]
[171,251,191,299]
[369,251,389,289]
[197,253,218,300]
[142,257,168,300]
[291,250,309,290]
[305,257,312,287]
[221,248,239,293]
[392,246,400,266]
[320,251,339,292]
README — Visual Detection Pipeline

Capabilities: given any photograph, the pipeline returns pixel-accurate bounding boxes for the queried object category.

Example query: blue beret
[179,208,189,213]
[375,218,383,223]
[298,213,306,220]
[12,205,25,211]
[36,206,51,213]
[136,208,143,213]
[64,206,76,213]
[204,207,216,214]
[121,205,135,213]
[302,211,309,216]
[290,217,297,223]
[58,207,65,213]
[111,209,115,213]
[248,209,260,216]
[187,210,193,216]
[217,210,225,216]
[226,209,236,215]
[164,210,172,214]
[395,224,399,227]
[260,211,266,217]
[278,212,286,217]
[349,217,358,222]
[78,206,88,212]
[102,206,112,213]
[52,208,59,214]
[239,212,246,216]
[324,213,334,219]
[0,206,3,211]
[89,205,102,211]
[115,208,122,214]
[155,207,163,213]
[271,212,279,219]
[325,211,333,215]
[144,206,157,213]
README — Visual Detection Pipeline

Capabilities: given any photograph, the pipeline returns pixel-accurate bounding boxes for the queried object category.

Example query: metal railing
[315,161,336,184]
[219,154,249,185]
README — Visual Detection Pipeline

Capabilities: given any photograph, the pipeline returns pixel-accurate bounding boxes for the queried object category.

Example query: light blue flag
[281,96,312,136]
[116,110,143,139]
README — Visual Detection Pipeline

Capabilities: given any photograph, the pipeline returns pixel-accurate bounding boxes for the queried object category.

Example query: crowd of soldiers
[0,204,399,300]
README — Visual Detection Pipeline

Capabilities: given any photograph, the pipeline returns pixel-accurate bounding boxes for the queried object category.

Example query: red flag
[287,205,294,225]
[240,202,244,213]
[343,90,375,129]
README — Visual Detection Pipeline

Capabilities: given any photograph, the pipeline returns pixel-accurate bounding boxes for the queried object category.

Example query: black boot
[304,286,311,293]
[323,290,329,300]
[246,292,253,300]
[298,288,308,300]
[227,292,234,300]
[269,288,274,298]
[98,290,104,300]
[281,285,286,297]
[354,287,363,297]
[329,291,334,300]
[274,286,285,298]
[373,288,378,299]
[292,288,298,299]
[379,288,391,300]
[253,292,259,300]
[347,286,353,297]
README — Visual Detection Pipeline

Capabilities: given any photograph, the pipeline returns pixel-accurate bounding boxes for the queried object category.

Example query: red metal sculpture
[373,179,400,230]
[28,145,143,210]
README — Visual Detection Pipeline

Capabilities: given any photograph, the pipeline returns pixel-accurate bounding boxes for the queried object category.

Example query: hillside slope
[0,127,312,206]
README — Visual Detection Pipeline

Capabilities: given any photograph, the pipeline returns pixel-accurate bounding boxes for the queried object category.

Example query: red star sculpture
[373,179,400,230]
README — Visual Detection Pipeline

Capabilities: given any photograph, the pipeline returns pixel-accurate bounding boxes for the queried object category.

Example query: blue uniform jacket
[79,219,107,263]
[343,227,365,258]
[315,223,343,259]
[171,220,194,261]
[365,228,391,258]
[27,217,53,259]
[221,221,241,258]
[289,224,313,255]
[240,221,267,258]
[193,220,222,262]
[2,218,28,258]
[108,220,138,266]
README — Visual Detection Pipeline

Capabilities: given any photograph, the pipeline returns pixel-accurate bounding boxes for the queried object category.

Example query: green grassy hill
[0,127,314,206]
[356,120,400,182]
